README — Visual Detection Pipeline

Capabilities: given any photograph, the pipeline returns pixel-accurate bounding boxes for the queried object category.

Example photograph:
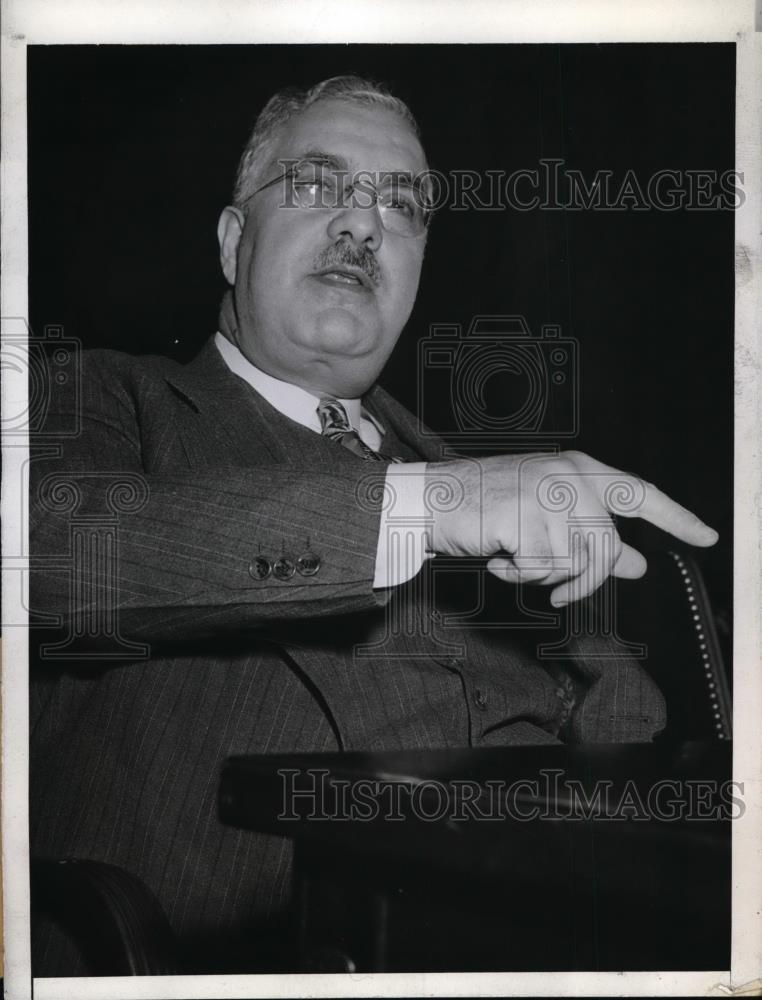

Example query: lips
[312,266,373,291]
[322,271,362,285]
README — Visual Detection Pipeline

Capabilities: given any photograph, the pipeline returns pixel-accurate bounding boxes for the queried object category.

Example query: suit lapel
[161,339,284,465]
[365,384,449,463]
[163,338,396,471]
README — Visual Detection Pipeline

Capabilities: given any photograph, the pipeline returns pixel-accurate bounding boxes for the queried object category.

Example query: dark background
[27,43,734,641]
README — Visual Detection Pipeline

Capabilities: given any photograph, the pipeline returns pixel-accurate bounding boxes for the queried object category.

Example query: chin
[312,307,384,351]
[323,358,383,399]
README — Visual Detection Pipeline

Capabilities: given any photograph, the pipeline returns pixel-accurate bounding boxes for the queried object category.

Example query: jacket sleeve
[29,350,391,645]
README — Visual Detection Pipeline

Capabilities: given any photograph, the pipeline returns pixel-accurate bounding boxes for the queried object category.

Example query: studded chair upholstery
[616,546,731,742]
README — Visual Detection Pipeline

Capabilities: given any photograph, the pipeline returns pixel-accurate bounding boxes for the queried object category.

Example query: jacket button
[473,688,488,711]
[272,557,296,580]
[296,552,321,577]
[248,556,272,580]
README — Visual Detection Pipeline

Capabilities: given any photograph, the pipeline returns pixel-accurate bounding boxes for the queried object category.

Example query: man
[30,76,717,973]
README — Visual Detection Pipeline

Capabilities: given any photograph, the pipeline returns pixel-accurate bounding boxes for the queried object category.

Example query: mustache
[313,241,380,287]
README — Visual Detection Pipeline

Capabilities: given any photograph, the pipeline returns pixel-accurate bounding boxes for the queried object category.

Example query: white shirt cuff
[373,463,433,589]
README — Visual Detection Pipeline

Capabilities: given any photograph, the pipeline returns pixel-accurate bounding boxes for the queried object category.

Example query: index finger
[622,481,718,547]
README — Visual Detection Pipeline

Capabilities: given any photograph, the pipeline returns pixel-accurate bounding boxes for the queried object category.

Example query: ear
[217,206,245,285]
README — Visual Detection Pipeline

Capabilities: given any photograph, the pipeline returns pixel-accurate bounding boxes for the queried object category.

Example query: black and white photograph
[1,3,760,998]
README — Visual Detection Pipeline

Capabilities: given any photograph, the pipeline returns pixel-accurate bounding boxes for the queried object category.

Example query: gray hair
[231,75,423,209]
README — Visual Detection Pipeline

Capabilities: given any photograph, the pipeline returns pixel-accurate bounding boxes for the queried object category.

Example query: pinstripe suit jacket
[29,336,666,968]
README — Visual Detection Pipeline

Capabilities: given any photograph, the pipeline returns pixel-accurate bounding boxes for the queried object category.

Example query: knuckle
[571,539,588,569]
[517,535,553,561]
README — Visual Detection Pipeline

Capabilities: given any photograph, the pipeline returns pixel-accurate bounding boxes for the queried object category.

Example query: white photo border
[2,2,760,998]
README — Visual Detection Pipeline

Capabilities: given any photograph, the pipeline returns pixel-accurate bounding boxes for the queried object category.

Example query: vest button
[473,687,489,711]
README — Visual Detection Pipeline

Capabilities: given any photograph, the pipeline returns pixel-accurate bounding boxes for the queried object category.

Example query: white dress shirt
[215,333,431,588]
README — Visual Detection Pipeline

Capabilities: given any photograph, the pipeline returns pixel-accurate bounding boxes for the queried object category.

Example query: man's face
[218,99,429,398]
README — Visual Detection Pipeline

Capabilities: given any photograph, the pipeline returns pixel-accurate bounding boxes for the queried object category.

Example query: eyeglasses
[244,158,433,238]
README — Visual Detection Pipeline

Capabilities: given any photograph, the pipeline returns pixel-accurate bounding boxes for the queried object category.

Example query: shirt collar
[214,331,368,434]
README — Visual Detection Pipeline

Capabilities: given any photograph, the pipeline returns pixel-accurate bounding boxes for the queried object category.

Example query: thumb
[486,556,563,585]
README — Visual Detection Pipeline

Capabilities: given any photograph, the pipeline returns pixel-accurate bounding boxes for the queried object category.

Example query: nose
[326,202,384,252]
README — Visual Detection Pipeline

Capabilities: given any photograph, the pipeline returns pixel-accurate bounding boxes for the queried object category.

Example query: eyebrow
[281,148,348,172]
[277,149,420,186]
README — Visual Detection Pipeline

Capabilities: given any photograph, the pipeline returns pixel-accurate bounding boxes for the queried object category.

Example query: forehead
[268,98,428,176]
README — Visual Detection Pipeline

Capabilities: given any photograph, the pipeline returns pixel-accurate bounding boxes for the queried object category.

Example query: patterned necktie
[317,397,400,462]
